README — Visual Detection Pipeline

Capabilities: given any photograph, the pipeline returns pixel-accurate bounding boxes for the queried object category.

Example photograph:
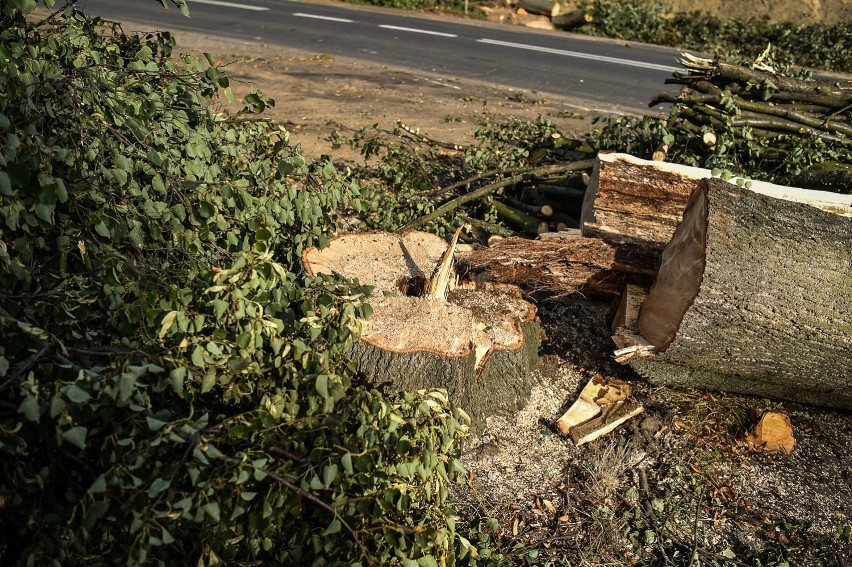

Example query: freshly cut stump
[631,178,852,410]
[302,231,541,423]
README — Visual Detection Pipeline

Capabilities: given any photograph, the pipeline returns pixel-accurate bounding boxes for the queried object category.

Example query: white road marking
[477,38,680,72]
[379,25,457,38]
[422,78,462,90]
[293,12,354,23]
[189,0,269,11]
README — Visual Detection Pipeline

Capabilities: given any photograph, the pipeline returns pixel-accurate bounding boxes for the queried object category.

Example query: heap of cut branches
[647,52,852,192]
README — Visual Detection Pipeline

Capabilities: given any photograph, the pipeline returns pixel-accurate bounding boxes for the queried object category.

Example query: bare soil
[126,21,852,566]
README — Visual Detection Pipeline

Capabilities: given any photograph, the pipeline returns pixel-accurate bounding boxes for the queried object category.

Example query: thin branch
[398,160,594,233]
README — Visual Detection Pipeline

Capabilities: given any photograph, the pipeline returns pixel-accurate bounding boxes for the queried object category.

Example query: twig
[397,121,471,151]
[398,160,594,233]
[687,484,707,567]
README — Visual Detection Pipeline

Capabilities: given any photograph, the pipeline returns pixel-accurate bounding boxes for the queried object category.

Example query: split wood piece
[610,284,650,350]
[555,374,643,446]
[302,231,541,425]
[460,235,631,296]
[570,399,645,446]
[745,412,796,454]
[628,177,852,410]
[424,226,463,300]
[581,152,852,275]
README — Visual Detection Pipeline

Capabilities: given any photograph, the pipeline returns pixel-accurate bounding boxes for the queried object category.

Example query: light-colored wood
[628,177,852,410]
[302,231,541,424]
[461,235,628,296]
[555,375,643,445]
[425,226,463,301]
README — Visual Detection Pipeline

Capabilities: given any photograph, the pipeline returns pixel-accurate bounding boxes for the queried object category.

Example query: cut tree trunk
[627,177,852,410]
[515,0,562,17]
[552,10,593,30]
[302,231,541,424]
[581,152,852,275]
[460,234,631,296]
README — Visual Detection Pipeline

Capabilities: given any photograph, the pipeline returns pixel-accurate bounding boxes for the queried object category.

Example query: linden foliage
[0,2,470,565]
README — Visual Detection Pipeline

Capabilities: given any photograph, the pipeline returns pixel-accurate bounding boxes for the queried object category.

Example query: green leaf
[191,345,205,367]
[201,373,216,394]
[146,416,168,431]
[95,221,110,238]
[315,374,329,398]
[62,426,88,449]
[148,477,171,497]
[66,385,91,403]
[323,519,341,535]
[88,475,107,494]
[341,453,353,475]
[203,502,221,522]
[159,310,179,338]
[0,171,11,196]
[18,396,40,422]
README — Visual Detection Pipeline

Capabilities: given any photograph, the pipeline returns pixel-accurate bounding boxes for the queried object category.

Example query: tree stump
[630,177,852,410]
[302,231,541,423]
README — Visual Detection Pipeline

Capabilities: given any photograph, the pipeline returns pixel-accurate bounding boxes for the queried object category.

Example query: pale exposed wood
[460,235,630,296]
[302,231,541,424]
[556,375,631,435]
[570,399,644,446]
[627,177,852,410]
[425,226,463,301]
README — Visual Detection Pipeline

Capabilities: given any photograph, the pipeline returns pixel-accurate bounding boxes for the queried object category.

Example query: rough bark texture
[302,231,541,426]
[351,319,541,424]
[461,235,634,296]
[580,152,852,275]
[580,152,699,275]
[631,178,852,409]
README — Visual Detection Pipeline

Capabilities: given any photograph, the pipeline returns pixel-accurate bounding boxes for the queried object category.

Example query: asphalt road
[72,0,685,112]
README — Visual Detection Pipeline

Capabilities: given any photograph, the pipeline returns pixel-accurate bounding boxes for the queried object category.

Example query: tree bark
[580,152,852,275]
[630,177,852,410]
[515,0,561,17]
[552,10,593,30]
[460,235,632,296]
[302,231,541,425]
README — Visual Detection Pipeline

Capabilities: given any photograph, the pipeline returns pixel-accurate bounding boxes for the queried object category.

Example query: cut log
[581,152,852,275]
[493,200,550,235]
[515,0,562,17]
[460,235,631,296]
[552,10,593,30]
[628,177,852,410]
[302,231,541,424]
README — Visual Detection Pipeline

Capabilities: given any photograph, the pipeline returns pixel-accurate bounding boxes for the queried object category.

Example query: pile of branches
[348,51,851,243]
[649,52,852,192]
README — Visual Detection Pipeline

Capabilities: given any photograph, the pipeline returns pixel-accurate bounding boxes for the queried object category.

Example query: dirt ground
[161,28,612,164]
[119,20,852,566]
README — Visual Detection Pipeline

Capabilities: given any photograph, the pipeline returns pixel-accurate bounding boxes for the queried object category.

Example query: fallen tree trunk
[581,152,852,275]
[302,231,541,424]
[515,0,562,17]
[460,234,632,296]
[627,177,852,410]
[552,10,593,30]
